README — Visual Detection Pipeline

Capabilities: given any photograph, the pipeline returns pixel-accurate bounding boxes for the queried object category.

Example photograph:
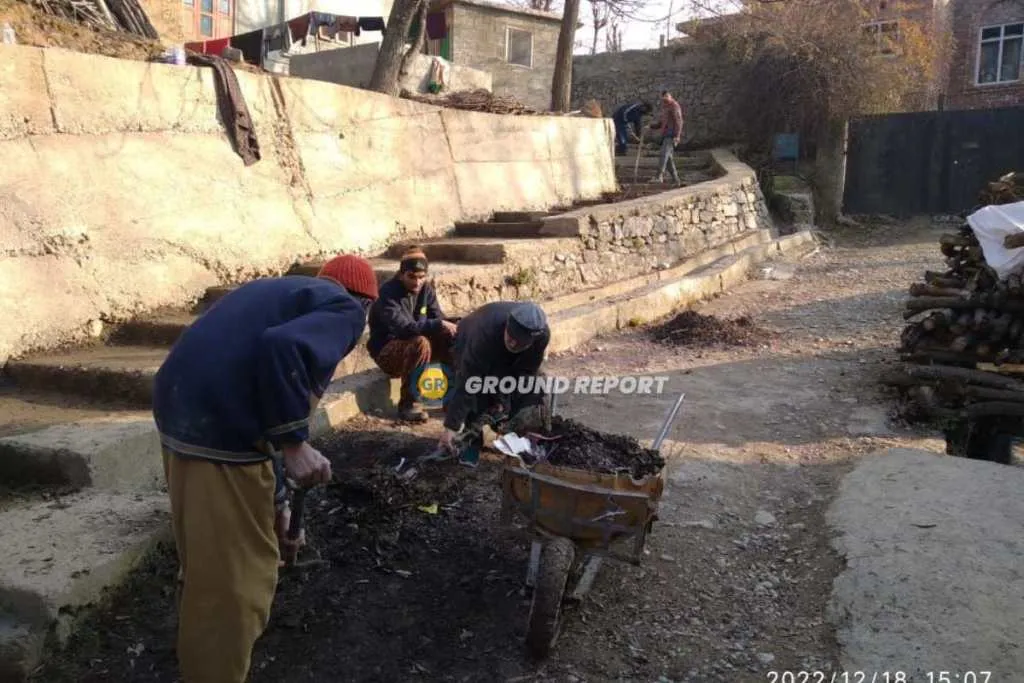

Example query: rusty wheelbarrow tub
[498,392,685,659]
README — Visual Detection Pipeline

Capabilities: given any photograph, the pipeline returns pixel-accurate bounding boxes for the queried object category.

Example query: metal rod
[549,391,558,417]
[652,392,686,451]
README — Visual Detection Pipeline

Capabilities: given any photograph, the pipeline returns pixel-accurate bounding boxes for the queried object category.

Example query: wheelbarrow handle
[287,486,307,542]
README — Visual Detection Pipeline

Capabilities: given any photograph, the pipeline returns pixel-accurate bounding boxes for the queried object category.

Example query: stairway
[0,148,814,680]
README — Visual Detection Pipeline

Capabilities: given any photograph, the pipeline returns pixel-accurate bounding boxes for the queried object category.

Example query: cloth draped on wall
[185,53,261,166]
[184,37,231,55]
[426,13,446,40]
[230,28,264,66]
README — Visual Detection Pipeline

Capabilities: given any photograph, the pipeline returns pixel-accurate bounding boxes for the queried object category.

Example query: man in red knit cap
[153,253,378,683]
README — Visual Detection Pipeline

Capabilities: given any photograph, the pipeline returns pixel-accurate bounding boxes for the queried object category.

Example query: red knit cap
[317,255,379,300]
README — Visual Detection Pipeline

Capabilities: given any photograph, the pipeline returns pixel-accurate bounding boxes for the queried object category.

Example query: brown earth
[31,218,956,682]
[541,416,665,478]
[648,310,777,349]
[0,0,164,60]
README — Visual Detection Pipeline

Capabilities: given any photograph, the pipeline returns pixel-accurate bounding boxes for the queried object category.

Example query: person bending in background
[612,100,653,156]
[368,246,458,422]
[152,254,379,683]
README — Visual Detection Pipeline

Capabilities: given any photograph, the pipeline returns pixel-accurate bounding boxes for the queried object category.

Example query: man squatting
[367,246,458,422]
[438,301,554,459]
[152,254,380,682]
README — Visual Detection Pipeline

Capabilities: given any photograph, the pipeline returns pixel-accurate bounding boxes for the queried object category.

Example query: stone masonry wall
[571,45,739,147]
[451,2,561,111]
[429,148,773,315]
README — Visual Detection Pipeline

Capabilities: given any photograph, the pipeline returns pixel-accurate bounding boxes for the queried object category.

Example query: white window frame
[975,22,1024,86]
[505,26,534,68]
[862,19,900,56]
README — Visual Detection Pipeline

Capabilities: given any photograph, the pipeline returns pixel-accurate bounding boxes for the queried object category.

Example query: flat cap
[506,303,548,348]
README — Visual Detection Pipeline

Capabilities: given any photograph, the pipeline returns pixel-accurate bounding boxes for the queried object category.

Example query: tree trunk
[369,0,422,96]
[550,0,581,112]
[812,117,848,226]
[399,0,428,78]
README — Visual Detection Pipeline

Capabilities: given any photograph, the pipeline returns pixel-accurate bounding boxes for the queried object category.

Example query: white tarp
[966,200,1024,279]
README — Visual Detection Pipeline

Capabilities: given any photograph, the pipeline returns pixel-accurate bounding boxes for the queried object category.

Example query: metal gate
[843,106,1024,216]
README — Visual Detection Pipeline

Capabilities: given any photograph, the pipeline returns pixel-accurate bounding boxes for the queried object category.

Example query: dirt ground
[31,219,955,682]
[0,0,164,60]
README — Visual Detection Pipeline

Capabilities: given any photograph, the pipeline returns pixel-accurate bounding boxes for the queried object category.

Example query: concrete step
[0,490,170,681]
[4,346,166,407]
[615,155,712,170]
[107,310,196,347]
[0,366,395,493]
[492,211,554,222]
[385,236,579,264]
[453,221,546,238]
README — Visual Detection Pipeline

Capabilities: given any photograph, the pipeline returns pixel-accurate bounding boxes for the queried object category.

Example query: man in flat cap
[368,246,458,422]
[438,301,552,462]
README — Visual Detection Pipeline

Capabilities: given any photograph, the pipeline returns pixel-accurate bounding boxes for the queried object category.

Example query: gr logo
[410,363,452,407]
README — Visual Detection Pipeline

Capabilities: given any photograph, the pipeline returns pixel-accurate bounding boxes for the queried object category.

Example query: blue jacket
[367,277,445,357]
[614,102,646,126]
[153,276,366,500]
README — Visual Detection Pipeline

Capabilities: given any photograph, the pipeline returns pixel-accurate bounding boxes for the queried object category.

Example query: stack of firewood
[30,0,159,39]
[891,170,1024,422]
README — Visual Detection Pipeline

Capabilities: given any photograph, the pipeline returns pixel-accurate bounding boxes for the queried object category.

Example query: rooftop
[434,0,564,23]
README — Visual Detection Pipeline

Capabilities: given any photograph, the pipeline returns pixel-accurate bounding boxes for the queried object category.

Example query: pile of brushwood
[889,170,1024,438]
[536,416,665,479]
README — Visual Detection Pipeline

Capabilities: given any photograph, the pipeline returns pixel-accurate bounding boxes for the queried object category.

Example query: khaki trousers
[163,449,279,683]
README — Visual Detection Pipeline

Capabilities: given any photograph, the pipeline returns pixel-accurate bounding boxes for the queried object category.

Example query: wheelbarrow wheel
[525,537,574,659]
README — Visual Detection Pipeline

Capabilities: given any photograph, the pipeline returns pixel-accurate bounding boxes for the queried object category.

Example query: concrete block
[0,491,170,681]
[221,46,243,62]
[547,304,619,354]
[0,416,161,491]
[0,45,54,140]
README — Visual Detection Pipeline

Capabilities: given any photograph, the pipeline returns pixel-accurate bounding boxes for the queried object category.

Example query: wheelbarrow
[498,392,685,658]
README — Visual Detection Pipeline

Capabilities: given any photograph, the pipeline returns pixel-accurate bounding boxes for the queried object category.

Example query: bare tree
[605,19,622,51]
[400,0,429,77]
[679,0,949,221]
[590,0,609,54]
[550,0,581,111]
[369,0,425,96]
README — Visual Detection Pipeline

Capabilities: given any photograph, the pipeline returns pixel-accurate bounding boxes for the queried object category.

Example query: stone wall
[289,42,492,93]
[0,44,615,363]
[571,45,739,147]
[450,1,561,111]
[425,148,773,313]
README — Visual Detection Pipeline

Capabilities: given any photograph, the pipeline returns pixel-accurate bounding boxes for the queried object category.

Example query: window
[862,20,899,55]
[977,23,1024,84]
[218,0,229,13]
[184,0,231,41]
[200,14,213,36]
[506,27,532,67]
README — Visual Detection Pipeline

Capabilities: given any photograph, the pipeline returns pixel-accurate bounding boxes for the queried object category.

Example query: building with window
[426,0,561,110]
[946,0,1024,109]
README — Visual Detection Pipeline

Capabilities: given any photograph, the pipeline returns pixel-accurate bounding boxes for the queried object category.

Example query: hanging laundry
[311,11,337,33]
[184,40,205,53]
[330,15,359,38]
[426,13,446,40]
[358,16,386,33]
[287,12,312,46]
[186,53,261,166]
[202,37,231,56]
[230,28,264,66]
[264,21,290,54]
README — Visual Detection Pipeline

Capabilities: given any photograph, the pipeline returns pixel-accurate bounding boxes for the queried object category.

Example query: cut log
[908,283,969,298]
[906,296,1024,314]
[903,364,1024,390]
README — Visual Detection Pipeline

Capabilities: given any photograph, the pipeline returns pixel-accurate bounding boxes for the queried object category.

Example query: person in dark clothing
[152,254,379,683]
[612,101,653,155]
[368,247,457,422]
[438,301,551,465]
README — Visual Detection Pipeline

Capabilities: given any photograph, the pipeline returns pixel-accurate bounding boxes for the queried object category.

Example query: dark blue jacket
[614,102,646,126]
[443,301,549,432]
[367,277,445,357]
[153,276,366,498]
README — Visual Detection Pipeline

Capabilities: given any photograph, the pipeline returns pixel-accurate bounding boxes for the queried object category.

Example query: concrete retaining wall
[289,42,492,94]
[0,44,616,364]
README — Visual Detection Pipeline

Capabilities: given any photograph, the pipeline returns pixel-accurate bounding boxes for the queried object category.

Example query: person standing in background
[650,90,684,185]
